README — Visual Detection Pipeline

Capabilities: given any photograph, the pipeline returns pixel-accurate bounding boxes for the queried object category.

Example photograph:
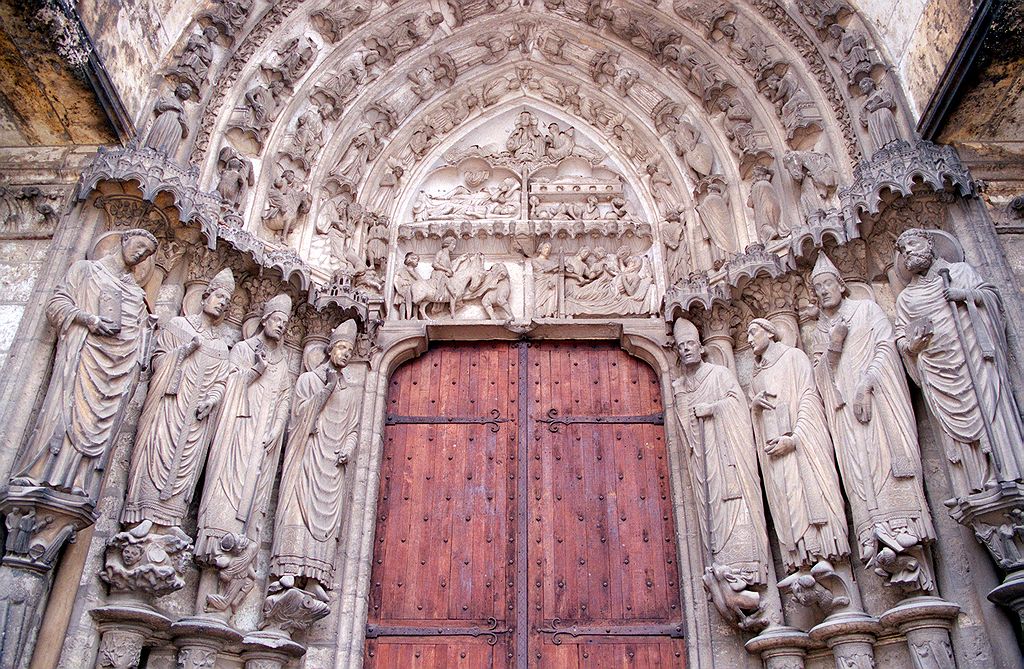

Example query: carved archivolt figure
[262,169,311,239]
[748,318,850,573]
[811,252,937,591]
[12,229,158,502]
[859,78,901,152]
[747,165,785,241]
[144,85,191,157]
[270,320,362,602]
[121,269,234,529]
[216,146,253,208]
[195,294,293,563]
[671,318,769,630]
[895,229,1024,499]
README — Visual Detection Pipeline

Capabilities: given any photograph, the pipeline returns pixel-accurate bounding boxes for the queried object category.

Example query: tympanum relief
[391,109,664,322]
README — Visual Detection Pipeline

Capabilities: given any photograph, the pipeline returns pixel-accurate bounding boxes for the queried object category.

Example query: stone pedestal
[91,604,171,669]
[170,616,242,669]
[0,486,96,669]
[745,625,812,669]
[240,631,306,669]
[948,480,1024,628]
[809,610,881,669]
[880,596,959,669]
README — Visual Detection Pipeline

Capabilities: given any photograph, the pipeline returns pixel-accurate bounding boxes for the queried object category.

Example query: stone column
[702,303,738,373]
[880,596,959,669]
[91,604,170,669]
[808,610,881,669]
[239,632,305,669]
[171,616,242,669]
[745,626,811,669]
[0,487,95,669]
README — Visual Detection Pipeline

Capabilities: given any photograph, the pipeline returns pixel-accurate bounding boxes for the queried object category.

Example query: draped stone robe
[813,298,936,560]
[13,257,151,502]
[121,314,230,527]
[270,364,363,587]
[672,363,769,587]
[751,343,850,572]
[895,259,1024,498]
[195,336,292,560]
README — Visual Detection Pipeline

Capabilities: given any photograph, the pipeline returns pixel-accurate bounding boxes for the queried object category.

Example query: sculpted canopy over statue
[195,293,293,564]
[747,318,849,573]
[810,252,937,591]
[121,269,234,530]
[12,229,158,503]
[270,320,362,602]
[671,318,769,630]
[894,229,1024,499]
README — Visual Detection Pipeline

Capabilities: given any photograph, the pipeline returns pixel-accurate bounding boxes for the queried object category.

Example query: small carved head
[746,318,778,356]
[673,318,703,367]
[896,229,935,275]
[404,251,420,267]
[537,241,552,257]
[120,229,159,268]
[121,544,144,567]
[858,77,876,95]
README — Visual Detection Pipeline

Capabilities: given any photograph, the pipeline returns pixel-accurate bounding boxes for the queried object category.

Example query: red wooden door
[366,342,683,668]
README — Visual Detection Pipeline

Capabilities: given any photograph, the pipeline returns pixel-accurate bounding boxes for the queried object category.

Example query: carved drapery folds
[6,2,1024,668]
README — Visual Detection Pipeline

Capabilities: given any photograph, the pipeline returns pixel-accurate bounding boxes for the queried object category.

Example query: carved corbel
[99,523,193,598]
[0,488,96,669]
[260,580,331,639]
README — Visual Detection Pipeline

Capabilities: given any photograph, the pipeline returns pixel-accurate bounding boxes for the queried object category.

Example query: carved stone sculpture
[11,229,158,502]
[194,294,293,599]
[894,229,1024,498]
[747,165,785,241]
[671,318,770,631]
[810,252,937,592]
[859,78,901,153]
[215,147,253,209]
[784,150,837,223]
[143,85,191,157]
[269,320,362,605]
[120,269,234,530]
[170,28,217,94]
[693,176,732,269]
[532,241,561,318]
[262,169,311,240]
[748,318,850,573]
[563,247,657,317]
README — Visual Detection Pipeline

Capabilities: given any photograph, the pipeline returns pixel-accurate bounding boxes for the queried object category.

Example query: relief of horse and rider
[392,235,513,320]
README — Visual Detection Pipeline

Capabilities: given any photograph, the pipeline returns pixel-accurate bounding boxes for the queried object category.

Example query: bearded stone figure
[11,229,158,503]
[894,229,1024,499]
[120,268,234,531]
[747,318,850,574]
[671,318,770,631]
[810,252,937,592]
[269,320,362,606]
[195,293,293,564]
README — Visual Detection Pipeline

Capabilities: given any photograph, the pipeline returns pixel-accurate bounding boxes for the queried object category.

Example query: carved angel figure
[144,85,191,156]
[216,147,254,209]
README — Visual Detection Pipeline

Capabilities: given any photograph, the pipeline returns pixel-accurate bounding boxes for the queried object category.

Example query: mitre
[262,293,292,318]
[330,319,358,346]
[208,268,235,294]
[672,318,700,342]
[810,251,843,281]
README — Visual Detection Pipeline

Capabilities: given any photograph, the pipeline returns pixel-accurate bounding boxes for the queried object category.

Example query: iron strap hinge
[537,408,665,432]
[385,408,512,433]
[535,620,685,645]
[366,618,512,646]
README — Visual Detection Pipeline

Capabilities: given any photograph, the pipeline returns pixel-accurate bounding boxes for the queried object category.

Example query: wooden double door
[366,341,684,668]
